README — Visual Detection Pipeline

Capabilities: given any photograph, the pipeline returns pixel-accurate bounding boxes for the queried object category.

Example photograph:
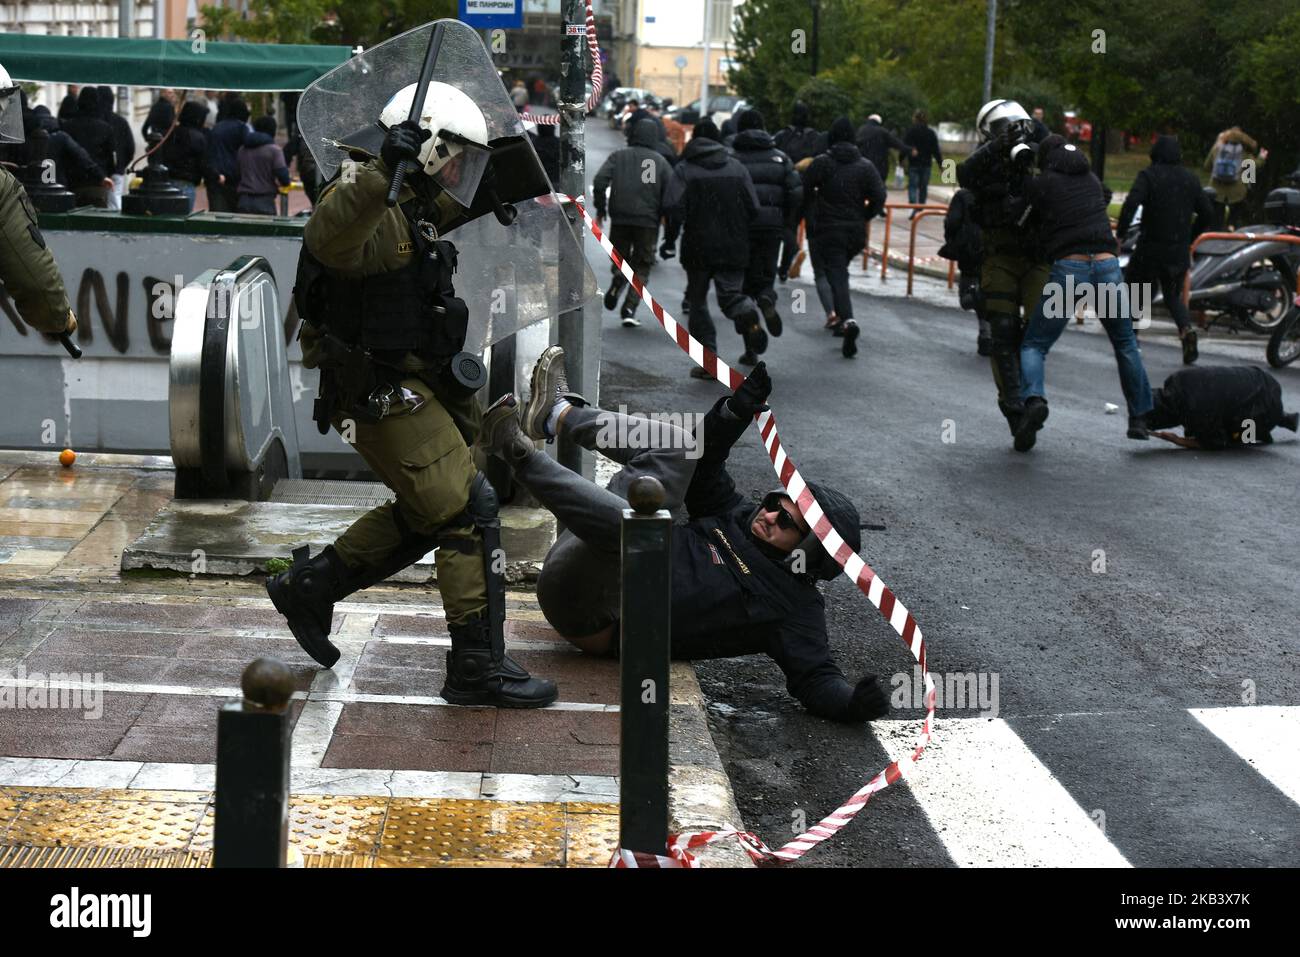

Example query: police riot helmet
[976,99,1031,143]
[378,80,491,206]
[0,62,23,145]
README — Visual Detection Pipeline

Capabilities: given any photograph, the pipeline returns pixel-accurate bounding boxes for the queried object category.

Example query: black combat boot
[1014,396,1049,452]
[442,612,558,708]
[265,544,356,668]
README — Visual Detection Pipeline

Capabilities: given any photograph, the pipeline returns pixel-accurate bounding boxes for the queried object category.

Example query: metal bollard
[619,475,672,856]
[213,657,293,868]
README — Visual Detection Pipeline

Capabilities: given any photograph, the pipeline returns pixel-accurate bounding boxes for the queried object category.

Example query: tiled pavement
[0,453,749,867]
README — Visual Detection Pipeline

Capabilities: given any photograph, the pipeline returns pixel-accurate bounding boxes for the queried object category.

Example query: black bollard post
[213,657,294,868]
[619,475,672,856]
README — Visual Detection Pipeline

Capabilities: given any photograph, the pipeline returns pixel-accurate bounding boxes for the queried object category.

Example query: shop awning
[0,32,353,92]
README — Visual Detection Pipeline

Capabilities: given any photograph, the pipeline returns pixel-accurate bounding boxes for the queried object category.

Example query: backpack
[1212,142,1244,184]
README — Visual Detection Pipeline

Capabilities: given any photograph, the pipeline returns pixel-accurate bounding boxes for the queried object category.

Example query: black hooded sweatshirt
[662,135,759,269]
[1025,138,1116,262]
[802,123,886,235]
[1117,136,1217,268]
[731,127,803,233]
[1148,367,1290,448]
[59,89,115,181]
[161,101,213,186]
[773,104,823,164]
[669,396,865,721]
[96,87,136,175]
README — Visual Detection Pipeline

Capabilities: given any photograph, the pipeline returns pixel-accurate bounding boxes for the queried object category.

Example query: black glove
[659,241,675,260]
[844,674,890,722]
[728,361,772,418]
[381,120,432,174]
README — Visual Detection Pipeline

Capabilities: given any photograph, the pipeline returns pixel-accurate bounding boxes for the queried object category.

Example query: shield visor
[298,20,597,351]
[433,134,490,207]
[0,87,25,145]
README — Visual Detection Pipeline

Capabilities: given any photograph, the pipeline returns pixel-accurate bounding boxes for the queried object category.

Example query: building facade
[609,0,739,105]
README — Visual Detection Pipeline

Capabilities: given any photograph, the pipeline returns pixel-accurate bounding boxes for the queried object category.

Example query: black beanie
[829,116,854,144]
[693,119,721,141]
[738,108,765,132]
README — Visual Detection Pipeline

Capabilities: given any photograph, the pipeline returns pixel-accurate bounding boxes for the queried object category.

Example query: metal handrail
[862,202,948,279]
[908,209,955,296]
[1183,231,1300,305]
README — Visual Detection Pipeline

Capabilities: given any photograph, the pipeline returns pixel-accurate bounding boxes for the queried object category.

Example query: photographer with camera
[956,99,1049,438]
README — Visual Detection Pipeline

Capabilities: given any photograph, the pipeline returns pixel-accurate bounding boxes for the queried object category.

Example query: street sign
[459,0,523,30]
[674,55,688,70]
[565,23,585,35]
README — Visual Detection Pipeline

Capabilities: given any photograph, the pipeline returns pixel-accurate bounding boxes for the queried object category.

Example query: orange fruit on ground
[59,448,76,467]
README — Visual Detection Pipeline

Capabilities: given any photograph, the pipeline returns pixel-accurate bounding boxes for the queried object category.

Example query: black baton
[386,22,447,208]
[59,333,82,359]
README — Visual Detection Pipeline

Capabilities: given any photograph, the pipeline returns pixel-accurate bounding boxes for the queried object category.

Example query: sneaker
[841,320,860,358]
[476,393,535,464]
[1182,329,1198,365]
[620,313,641,328]
[522,346,584,441]
[737,351,758,367]
[760,300,783,337]
[788,249,806,279]
[824,312,840,330]
[603,283,621,311]
[831,321,846,338]
[1013,397,1049,452]
[689,365,714,380]
[1127,414,1150,440]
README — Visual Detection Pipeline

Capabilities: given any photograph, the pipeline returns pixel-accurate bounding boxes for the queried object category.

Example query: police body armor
[294,216,484,431]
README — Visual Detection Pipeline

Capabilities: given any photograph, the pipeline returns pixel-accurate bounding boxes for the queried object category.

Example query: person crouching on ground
[1146,366,1298,449]
[475,346,891,723]
[1016,135,1155,451]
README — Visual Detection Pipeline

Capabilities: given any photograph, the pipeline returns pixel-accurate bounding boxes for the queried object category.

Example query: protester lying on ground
[476,347,891,723]
[1145,366,1298,449]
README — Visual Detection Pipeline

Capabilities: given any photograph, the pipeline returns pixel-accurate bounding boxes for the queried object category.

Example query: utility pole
[982,0,996,104]
[700,0,711,118]
[810,0,820,76]
[558,0,597,479]
[118,0,133,116]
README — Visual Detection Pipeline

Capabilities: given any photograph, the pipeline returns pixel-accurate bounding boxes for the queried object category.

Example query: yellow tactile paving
[0,788,619,868]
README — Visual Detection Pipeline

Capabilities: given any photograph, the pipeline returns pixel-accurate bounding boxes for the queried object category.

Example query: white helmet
[0,61,23,145]
[976,99,1031,142]
[379,81,491,205]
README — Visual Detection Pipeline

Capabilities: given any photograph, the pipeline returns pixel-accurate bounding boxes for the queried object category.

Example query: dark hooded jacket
[662,134,760,269]
[207,102,250,184]
[773,103,823,165]
[591,118,671,229]
[142,96,174,143]
[160,100,212,185]
[1117,136,1217,268]
[236,126,290,198]
[59,88,115,180]
[1147,367,1290,449]
[14,107,103,188]
[802,122,886,235]
[668,396,868,721]
[1025,136,1115,262]
[529,124,561,184]
[855,118,910,178]
[651,121,679,167]
[731,127,802,233]
[96,87,135,175]
[939,187,983,273]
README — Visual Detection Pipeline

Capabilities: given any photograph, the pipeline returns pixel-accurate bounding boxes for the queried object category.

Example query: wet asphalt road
[580,123,1300,868]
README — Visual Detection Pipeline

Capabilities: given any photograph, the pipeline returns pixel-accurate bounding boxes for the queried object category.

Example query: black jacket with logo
[666,396,858,721]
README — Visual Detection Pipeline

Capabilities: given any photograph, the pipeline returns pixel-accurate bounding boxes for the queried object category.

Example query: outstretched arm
[769,604,889,723]
[684,362,772,519]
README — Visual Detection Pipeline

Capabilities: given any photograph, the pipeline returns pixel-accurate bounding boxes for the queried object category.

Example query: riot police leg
[981,255,1030,434]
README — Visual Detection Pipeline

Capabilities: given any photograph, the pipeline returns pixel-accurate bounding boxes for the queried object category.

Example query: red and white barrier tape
[521,1,602,126]
[561,195,937,867]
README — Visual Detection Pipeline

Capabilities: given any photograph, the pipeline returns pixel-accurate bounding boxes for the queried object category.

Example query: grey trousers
[513,405,698,639]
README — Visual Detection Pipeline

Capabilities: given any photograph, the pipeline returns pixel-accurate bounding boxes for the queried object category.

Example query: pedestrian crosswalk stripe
[1188,705,1300,808]
[888,717,1131,867]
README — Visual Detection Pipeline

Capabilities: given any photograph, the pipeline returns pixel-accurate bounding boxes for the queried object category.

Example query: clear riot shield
[298,19,597,354]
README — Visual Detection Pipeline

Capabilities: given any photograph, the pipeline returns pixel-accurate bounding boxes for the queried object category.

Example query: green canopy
[0,33,353,92]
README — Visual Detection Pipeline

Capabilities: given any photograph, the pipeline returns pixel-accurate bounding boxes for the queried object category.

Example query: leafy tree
[793,76,853,129]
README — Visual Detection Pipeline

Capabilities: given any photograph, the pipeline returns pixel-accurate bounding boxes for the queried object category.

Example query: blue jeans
[176,181,196,212]
[907,164,931,205]
[1020,257,1153,417]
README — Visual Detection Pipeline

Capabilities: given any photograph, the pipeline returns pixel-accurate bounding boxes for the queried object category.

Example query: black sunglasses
[761,492,804,532]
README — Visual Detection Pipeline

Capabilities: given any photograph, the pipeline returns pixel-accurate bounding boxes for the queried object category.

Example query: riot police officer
[957,100,1047,441]
[0,63,78,343]
[266,80,557,708]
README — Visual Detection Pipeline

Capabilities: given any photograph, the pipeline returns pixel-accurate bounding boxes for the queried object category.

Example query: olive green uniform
[0,168,74,335]
[302,154,486,625]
